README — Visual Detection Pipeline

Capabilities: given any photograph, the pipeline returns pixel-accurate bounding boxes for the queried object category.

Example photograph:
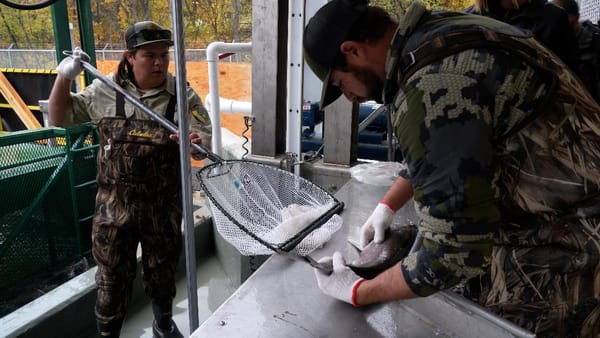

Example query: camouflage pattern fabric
[65,72,212,140]
[388,3,600,336]
[93,117,182,331]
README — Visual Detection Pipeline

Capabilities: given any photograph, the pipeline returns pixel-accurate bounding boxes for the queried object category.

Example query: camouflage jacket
[387,3,600,296]
[64,72,212,139]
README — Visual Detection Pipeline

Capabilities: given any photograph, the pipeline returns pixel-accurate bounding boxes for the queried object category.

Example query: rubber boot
[152,319,183,338]
[152,302,183,338]
[97,318,123,338]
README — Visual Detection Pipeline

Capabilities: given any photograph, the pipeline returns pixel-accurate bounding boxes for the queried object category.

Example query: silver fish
[348,224,417,279]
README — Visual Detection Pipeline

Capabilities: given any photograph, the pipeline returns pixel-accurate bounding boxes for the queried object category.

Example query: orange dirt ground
[96,61,252,137]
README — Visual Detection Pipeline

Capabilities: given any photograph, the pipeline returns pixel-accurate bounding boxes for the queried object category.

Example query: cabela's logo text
[128,129,154,138]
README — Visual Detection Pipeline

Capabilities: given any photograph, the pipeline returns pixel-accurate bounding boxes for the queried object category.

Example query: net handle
[80,59,224,163]
[275,249,333,275]
[279,201,345,252]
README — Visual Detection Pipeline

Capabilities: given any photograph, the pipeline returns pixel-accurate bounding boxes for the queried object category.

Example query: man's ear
[340,40,370,66]
[340,41,362,57]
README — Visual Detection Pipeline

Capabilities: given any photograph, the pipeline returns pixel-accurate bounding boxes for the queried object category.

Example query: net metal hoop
[197,159,344,256]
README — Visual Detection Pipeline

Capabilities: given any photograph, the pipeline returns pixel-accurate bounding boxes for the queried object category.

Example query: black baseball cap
[303,0,369,109]
[125,21,174,50]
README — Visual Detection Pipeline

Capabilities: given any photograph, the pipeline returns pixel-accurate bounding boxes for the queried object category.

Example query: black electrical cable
[0,0,58,10]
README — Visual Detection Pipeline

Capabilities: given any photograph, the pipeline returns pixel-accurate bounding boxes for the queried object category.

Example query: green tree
[0,5,53,48]
[182,0,251,46]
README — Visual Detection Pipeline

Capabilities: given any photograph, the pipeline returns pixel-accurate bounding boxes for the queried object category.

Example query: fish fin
[347,237,362,253]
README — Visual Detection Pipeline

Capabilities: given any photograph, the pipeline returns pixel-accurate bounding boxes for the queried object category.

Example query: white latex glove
[56,47,90,80]
[314,252,365,307]
[359,202,395,249]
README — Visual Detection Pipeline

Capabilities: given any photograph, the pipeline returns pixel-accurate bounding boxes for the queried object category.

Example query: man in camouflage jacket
[304,1,600,336]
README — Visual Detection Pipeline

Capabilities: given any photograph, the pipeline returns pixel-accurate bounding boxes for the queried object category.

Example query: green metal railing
[0,124,99,299]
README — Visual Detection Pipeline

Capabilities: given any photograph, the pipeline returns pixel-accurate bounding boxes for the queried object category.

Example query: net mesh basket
[197,160,343,256]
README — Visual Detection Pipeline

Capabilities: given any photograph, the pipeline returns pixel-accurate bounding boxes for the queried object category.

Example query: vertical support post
[75,0,97,86]
[251,0,288,157]
[323,98,358,166]
[286,0,304,175]
[168,0,200,333]
[51,0,71,64]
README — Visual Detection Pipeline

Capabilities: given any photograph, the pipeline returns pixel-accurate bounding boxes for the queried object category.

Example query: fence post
[8,44,13,68]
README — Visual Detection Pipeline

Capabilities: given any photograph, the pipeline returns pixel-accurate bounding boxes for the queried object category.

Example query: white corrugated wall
[579,0,600,23]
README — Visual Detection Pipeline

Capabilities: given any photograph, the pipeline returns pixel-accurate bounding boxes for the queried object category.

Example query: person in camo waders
[304,0,600,336]
[48,21,211,338]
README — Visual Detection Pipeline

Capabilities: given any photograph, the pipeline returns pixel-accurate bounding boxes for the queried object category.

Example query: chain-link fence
[0,47,251,69]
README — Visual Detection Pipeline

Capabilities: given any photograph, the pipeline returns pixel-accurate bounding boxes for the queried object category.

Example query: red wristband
[379,200,397,213]
[351,278,366,308]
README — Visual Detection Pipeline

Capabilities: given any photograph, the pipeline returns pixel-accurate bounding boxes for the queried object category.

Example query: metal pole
[357,103,386,133]
[51,0,71,65]
[75,0,97,86]
[169,0,199,331]
[8,44,13,68]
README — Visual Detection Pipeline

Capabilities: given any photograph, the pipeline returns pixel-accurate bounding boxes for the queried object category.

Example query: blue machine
[301,101,390,161]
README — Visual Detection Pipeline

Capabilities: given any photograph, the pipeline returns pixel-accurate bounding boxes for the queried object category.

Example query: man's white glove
[56,47,90,80]
[314,252,365,307]
[359,202,396,248]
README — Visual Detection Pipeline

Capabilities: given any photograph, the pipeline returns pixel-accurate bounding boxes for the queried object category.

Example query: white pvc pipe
[206,41,252,156]
[205,94,252,114]
[286,0,304,176]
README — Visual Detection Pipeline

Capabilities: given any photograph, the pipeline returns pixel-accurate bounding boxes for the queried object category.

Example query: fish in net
[198,160,344,272]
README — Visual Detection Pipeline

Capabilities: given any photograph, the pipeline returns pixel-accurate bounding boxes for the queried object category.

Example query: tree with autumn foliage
[370,0,472,19]
[0,0,472,49]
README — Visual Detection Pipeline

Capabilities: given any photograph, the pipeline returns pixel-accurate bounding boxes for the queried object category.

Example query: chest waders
[389,13,600,336]
[92,92,183,337]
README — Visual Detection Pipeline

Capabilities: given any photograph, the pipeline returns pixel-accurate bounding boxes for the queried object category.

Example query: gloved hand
[314,252,365,307]
[56,47,90,80]
[359,202,396,249]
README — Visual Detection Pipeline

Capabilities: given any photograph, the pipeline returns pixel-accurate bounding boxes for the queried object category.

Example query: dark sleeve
[533,5,578,70]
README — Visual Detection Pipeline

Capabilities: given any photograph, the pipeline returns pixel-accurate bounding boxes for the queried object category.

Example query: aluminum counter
[192,178,533,338]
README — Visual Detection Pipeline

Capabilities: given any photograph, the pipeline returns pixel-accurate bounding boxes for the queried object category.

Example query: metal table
[192,178,533,338]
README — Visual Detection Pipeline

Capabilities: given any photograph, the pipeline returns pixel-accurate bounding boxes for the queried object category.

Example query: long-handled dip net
[80,60,343,273]
[198,160,344,270]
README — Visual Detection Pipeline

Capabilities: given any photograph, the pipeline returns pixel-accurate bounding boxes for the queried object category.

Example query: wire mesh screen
[0,125,98,305]
[198,160,343,256]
